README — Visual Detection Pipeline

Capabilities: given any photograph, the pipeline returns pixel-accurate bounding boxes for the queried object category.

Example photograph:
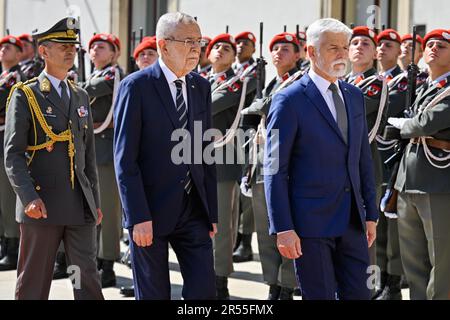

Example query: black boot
[267,284,281,300]
[400,275,409,289]
[375,275,402,300]
[100,260,117,288]
[0,237,19,271]
[279,287,294,300]
[372,271,388,299]
[233,232,242,252]
[232,233,253,263]
[120,285,135,297]
[52,252,69,279]
[216,276,230,300]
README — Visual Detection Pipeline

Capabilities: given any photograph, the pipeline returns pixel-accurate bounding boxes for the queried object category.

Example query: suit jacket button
[36,185,41,191]
[101,134,106,138]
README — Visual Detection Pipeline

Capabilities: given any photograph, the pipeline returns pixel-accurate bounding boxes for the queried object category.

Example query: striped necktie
[174,79,192,194]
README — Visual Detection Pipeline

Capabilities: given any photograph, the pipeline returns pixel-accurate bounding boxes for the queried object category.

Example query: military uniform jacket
[395,74,450,193]
[248,66,301,184]
[4,72,100,225]
[210,67,245,182]
[345,67,388,188]
[81,64,124,165]
[1,64,26,157]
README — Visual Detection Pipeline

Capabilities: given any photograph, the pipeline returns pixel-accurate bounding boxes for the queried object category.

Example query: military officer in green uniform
[4,17,103,300]
[0,35,26,271]
[81,32,125,288]
[240,32,303,300]
[388,29,450,300]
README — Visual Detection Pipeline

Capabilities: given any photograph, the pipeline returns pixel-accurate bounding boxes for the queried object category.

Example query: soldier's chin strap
[414,86,450,169]
[6,82,75,189]
[93,66,121,135]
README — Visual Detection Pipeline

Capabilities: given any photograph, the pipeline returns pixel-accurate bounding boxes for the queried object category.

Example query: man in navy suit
[264,18,378,300]
[113,12,217,300]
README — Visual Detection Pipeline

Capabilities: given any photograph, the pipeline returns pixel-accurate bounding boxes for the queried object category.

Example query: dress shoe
[120,285,135,297]
[375,275,402,300]
[0,238,18,271]
[279,287,294,300]
[100,260,116,288]
[52,252,68,279]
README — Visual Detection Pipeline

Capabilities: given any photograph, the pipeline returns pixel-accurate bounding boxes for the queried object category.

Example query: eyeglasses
[165,38,208,48]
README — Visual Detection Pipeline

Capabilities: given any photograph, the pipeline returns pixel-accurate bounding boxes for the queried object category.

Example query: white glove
[387,117,408,130]
[240,176,252,197]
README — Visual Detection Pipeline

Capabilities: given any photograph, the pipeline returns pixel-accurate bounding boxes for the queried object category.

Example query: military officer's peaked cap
[33,17,80,45]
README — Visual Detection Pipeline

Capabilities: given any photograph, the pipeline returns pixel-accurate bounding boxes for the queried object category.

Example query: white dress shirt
[308,68,344,122]
[44,71,71,99]
[159,58,188,111]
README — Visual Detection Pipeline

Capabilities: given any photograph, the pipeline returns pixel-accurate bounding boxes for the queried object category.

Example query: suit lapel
[302,74,345,144]
[153,62,180,130]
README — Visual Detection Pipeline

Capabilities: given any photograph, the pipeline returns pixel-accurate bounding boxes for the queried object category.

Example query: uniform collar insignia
[40,77,51,93]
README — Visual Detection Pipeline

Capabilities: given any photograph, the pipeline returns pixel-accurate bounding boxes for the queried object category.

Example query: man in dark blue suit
[264,18,378,300]
[113,12,218,300]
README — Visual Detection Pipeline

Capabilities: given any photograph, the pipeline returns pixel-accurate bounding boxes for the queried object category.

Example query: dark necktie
[329,83,348,144]
[174,79,192,194]
[59,81,70,110]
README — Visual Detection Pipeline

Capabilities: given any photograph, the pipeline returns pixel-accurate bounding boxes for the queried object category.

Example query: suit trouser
[0,157,19,238]
[376,185,404,276]
[15,223,103,300]
[294,215,371,300]
[97,164,122,261]
[214,180,239,277]
[397,192,450,300]
[129,188,215,300]
[251,183,297,288]
[238,193,254,235]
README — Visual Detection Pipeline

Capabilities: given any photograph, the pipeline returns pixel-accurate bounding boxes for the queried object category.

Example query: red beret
[377,29,401,44]
[18,33,33,43]
[0,35,23,51]
[401,33,424,46]
[269,32,300,51]
[206,33,236,58]
[133,36,157,59]
[423,29,450,49]
[89,33,121,51]
[235,31,256,44]
[352,26,378,45]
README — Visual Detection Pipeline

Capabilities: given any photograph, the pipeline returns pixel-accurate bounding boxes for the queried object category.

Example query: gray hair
[306,18,352,48]
[156,12,198,41]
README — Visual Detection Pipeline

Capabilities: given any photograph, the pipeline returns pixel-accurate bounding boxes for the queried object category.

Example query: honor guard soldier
[387,29,450,300]
[399,34,429,87]
[206,33,245,299]
[80,32,125,288]
[197,36,211,77]
[346,26,390,298]
[18,33,43,80]
[232,31,261,264]
[374,28,407,298]
[4,17,104,300]
[133,36,158,70]
[0,35,26,271]
[240,32,304,300]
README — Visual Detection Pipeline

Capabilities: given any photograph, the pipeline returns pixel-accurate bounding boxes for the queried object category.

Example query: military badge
[77,106,88,117]
[367,84,381,97]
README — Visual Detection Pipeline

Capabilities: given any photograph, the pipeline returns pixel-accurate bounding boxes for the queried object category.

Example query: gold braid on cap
[37,30,77,43]
[6,81,76,189]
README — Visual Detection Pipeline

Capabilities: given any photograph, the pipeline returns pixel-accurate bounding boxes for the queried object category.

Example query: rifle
[31,28,45,77]
[225,25,229,34]
[128,30,137,73]
[76,16,86,82]
[381,25,419,214]
[255,22,267,100]
[283,25,287,32]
